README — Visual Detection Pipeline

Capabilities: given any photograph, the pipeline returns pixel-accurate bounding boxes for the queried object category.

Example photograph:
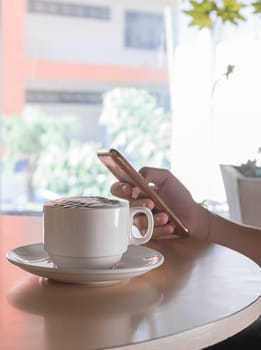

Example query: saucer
[6,243,164,285]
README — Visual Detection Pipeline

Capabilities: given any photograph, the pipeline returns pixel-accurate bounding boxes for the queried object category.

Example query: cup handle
[129,207,154,245]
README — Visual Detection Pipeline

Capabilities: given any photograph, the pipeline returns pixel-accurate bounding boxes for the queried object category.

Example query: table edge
[112,295,261,350]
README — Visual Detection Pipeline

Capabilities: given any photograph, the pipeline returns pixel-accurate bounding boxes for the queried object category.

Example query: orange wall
[2,0,168,115]
[2,0,26,114]
[24,60,168,83]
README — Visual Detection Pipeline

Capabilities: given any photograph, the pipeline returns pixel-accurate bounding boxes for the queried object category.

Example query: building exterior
[2,0,170,141]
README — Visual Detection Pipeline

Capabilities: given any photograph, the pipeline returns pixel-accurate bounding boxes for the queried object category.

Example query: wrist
[191,203,212,240]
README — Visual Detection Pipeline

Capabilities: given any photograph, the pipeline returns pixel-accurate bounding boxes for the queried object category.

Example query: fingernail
[131,191,138,199]
[122,184,128,193]
[131,188,139,199]
[169,225,175,234]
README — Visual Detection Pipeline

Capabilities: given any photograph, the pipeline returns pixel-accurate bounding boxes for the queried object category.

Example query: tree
[1,107,113,209]
[99,88,172,170]
[2,108,70,201]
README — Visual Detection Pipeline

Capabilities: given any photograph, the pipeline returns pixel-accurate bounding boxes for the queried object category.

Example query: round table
[0,215,260,349]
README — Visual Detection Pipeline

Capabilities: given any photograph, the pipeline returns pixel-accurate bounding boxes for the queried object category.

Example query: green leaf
[252,0,261,14]
[216,0,246,25]
[184,0,216,29]
[224,64,235,79]
[184,0,248,28]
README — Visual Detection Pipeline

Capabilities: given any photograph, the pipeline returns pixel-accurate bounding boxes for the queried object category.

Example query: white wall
[25,0,167,67]
[170,7,261,203]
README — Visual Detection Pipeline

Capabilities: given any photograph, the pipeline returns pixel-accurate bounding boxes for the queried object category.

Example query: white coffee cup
[43,196,154,269]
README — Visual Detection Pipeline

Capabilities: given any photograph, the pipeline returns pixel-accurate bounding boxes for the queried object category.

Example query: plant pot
[220,164,261,227]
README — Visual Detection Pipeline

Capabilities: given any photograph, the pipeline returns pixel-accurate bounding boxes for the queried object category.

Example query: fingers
[110,167,168,200]
[111,182,155,209]
[134,211,175,239]
[139,167,170,186]
[111,180,175,239]
[110,182,142,200]
[135,211,168,228]
[130,198,155,210]
[110,182,132,199]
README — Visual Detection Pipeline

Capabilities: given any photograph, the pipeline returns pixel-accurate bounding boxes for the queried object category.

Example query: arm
[203,207,261,266]
[192,202,261,265]
[111,167,261,266]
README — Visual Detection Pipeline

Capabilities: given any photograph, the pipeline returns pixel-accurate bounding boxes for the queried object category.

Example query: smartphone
[97,148,189,236]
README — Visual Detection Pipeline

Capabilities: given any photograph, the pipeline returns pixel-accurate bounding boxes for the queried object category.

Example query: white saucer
[6,243,164,285]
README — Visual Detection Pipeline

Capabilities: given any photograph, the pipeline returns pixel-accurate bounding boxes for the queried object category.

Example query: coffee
[47,196,123,209]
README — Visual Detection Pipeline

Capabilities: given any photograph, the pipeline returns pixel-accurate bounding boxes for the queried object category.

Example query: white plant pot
[220,164,261,227]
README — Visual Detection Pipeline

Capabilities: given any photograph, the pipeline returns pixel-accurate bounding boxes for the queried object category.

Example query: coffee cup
[43,196,154,269]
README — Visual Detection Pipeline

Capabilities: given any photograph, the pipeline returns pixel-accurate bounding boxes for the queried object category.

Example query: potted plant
[220,149,261,226]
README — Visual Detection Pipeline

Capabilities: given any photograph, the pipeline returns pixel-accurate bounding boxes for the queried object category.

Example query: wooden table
[0,215,260,350]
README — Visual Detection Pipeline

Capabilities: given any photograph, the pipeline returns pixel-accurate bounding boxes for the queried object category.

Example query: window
[26,90,103,105]
[27,0,111,20]
[125,11,165,50]
[1,0,170,213]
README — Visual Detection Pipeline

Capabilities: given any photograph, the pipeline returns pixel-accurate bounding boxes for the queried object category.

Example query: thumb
[139,167,169,187]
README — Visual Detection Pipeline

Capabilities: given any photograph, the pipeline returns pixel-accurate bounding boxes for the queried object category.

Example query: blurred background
[0,0,260,215]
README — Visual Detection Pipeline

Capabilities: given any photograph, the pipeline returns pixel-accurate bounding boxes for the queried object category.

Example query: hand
[111,167,206,239]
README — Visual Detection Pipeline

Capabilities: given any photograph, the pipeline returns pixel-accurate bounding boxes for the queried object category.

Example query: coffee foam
[44,196,123,209]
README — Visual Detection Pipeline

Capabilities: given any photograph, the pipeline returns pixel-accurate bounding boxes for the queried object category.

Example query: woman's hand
[112,167,261,263]
[111,167,207,239]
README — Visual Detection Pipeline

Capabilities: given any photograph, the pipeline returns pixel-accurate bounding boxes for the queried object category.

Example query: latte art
[44,196,123,209]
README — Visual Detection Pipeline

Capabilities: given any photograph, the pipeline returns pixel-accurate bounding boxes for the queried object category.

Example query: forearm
[197,206,261,266]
